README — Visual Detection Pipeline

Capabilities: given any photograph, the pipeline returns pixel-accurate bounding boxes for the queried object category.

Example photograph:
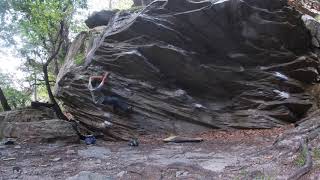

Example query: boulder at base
[55,0,319,140]
[0,108,79,143]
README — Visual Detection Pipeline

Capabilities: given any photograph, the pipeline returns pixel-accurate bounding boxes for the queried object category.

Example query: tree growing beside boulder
[0,1,87,118]
[0,87,11,111]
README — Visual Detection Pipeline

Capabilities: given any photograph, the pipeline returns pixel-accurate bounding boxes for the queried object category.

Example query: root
[288,139,313,180]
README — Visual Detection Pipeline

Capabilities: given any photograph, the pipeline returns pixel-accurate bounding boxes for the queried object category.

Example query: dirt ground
[1,126,320,180]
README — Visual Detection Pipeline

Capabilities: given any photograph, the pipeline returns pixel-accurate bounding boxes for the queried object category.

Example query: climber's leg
[102,96,131,112]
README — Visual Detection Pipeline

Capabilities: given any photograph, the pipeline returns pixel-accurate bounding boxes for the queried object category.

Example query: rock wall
[303,15,320,48]
[55,0,320,140]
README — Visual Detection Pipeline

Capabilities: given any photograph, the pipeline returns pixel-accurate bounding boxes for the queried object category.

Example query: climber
[88,72,133,114]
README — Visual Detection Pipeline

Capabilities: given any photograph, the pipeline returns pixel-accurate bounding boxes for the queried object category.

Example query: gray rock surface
[85,10,118,29]
[3,132,315,179]
[55,0,319,140]
[66,171,112,180]
[302,14,320,47]
[78,146,111,159]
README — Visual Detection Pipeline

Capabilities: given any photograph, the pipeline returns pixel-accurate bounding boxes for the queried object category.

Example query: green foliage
[0,72,12,85]
[10,0,87,54]
[316,15,320,22]
[312,148,320,167]
[113,0,134,9]
[36,84,50,102]
[0,0,88,105]
[0,71,31,111]
[75,52,85,65]
[0,1,19,47]
[1,0,88,67]
[15,1,64,45]
[313,148,320,159]
[4,87,30,109]
[294,147,307,166]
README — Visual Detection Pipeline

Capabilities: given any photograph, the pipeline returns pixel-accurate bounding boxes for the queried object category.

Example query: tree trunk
[43,63,67,120]
[109,0,112,9]
[42,21,67,120]
[0,87,11,111]
[34,73,37,101]
[54,58,59,76]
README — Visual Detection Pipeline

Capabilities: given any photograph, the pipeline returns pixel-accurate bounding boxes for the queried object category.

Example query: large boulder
[85,10,118,29]
[0,108,79,143]
[302,15,320,47]
[55,0,319,140]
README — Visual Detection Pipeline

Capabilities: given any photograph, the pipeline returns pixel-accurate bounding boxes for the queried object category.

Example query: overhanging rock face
[55,0,320,140]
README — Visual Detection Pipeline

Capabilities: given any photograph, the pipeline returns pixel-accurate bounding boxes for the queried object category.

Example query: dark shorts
[102,96,129,111]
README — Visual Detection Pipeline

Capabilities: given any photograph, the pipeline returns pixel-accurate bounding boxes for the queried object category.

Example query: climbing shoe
[128,139,139,147]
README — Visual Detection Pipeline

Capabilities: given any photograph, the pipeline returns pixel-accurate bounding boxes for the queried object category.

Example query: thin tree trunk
[33,72,37,101]
[0,87,11,111]
[43,21,67,120]
[109,0,112,9]
[43,64,66,119]
[54,58,59,76]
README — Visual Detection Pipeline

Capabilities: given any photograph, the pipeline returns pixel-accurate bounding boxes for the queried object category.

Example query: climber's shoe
[4,140,15,145]
[84,135,96,145]
[128,138,139,147]
[104,120,113,127]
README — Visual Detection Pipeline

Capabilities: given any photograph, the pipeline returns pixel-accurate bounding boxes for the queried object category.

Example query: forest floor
[1,125,320,180]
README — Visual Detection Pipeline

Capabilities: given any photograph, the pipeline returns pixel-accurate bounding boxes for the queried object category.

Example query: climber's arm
[90,76,103,80]
[90,72,109,83]
[95,72,110,90]
[88,72,110,91]
[88,77,94,90]
[88,76,102,91]
[101,72,110,84]
[95,80,105,90]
